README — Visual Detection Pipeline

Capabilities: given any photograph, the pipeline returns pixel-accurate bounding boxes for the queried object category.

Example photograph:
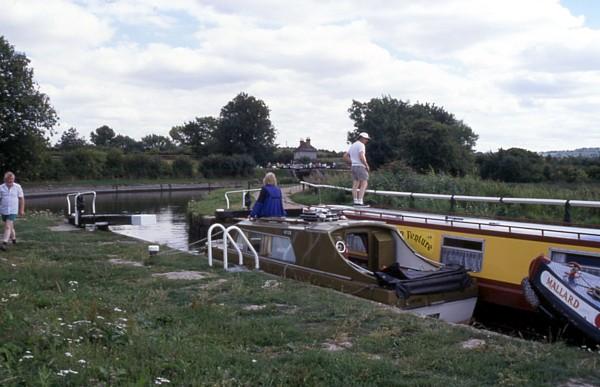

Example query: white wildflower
[57,369,79,376]
[9,293,19,298]
[78,359,87,364]
[65,352,73,357]
[155,377,171,384]
[1,298,7,302]
[113,307,123,312]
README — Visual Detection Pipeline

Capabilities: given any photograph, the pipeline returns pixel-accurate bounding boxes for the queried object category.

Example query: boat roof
[327,205,600,242]
[237,217,396,233]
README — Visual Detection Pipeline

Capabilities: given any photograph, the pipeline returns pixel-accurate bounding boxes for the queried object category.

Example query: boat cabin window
[440,236,483,272]
[346,233,368,254]
[240,232,296,263]
[268,235,296,263]
[550,249,600,275]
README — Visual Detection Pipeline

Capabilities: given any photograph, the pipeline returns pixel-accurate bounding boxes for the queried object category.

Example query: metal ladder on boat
[207,223,259,270]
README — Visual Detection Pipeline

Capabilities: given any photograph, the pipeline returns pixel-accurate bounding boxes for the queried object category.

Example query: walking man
[344,132,370,206]
[0,172,25,251]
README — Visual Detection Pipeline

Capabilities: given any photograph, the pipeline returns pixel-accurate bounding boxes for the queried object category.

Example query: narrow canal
[28,190,208,252]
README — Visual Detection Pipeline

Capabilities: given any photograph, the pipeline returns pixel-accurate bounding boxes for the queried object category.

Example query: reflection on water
[28,190,209,252]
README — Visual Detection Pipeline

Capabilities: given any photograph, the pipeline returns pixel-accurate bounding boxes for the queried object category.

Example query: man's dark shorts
[351,165,369,181]
[2,214,17,222]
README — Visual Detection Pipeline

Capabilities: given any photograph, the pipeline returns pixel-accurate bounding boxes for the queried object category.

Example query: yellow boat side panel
[396,225,600,286]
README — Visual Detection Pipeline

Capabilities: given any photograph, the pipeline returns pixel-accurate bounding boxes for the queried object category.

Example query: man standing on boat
[0,171,25,251]
[344,132,370,206]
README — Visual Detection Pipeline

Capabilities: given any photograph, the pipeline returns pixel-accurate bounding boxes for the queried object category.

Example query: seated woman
[250,172,287,218]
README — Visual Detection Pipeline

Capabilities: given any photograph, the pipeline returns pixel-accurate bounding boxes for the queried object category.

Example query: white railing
[224,189,261,209]
[300,181,600,208]
[207,223,259,270]
[66,191,97,226]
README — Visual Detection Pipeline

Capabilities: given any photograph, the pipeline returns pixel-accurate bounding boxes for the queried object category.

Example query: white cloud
[2,0,600,152]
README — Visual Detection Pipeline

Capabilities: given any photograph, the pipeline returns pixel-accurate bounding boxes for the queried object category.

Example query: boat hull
[528,256,600,342]
[211,246,477,324]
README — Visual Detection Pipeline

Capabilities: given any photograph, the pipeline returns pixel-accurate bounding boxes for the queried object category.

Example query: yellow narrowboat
[338,206,600,310]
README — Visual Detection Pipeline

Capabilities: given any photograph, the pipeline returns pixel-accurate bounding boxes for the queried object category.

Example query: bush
[199,154,256,178]
[62,148,106,179]
[123,154,168,179]
[104,149,125,178]
[172,155,195,178]
[37,154,68,180]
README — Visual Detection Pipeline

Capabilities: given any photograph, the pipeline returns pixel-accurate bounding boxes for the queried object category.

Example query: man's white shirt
[0,183,24,215]
[347,141,366,166]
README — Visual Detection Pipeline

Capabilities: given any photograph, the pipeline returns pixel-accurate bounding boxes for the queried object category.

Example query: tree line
[2,34,598,184]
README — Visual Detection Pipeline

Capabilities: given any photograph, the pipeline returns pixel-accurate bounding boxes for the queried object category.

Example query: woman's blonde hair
[263,172,277,186]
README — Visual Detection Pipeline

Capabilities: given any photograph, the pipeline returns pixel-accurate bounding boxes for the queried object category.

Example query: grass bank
[294,171,600,225]
[1,214,600,385]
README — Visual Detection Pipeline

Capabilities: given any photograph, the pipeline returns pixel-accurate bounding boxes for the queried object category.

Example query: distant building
[293,138,318,161]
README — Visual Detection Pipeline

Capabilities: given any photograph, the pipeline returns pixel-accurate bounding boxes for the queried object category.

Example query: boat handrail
[344,207,600,241]
[300,181,600,223]
[207,223,260,270]
[224,188,262,209]
[66,191,97,226]
[226,225,260,269]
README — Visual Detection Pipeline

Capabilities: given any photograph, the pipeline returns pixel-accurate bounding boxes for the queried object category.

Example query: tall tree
[140,134,174,152]
[170,116,218,156]
[90,125,116,147]
[213,93,276,164]
[112,134,143,153]
[0,36,57,177]
[347,96,478,174]
[57,127,87,150]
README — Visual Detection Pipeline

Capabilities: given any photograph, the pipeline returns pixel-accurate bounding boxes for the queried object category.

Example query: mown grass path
[1,213,599,386]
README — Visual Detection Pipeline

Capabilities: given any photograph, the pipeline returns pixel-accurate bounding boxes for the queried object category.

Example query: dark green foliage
[478,148,546,182]
[103,149,125,178]
[199,154,256,178]
[169,116,217,156]
[404,119,476,176]
[56,127,87,150]
[347,96,477,175]
[0,36,58,178]
[90,125,116,147]
[123,154,167,179]
[273,148,294,164]
[140,134,175,153]
[172,155,195,178]
[112,134,143,153]
[37,153,67,180]
[214,93,276,164]
[62,148,106,179]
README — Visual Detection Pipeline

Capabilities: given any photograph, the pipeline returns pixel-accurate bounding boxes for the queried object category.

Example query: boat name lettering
[403,231,433,252]
[544,274,580,309]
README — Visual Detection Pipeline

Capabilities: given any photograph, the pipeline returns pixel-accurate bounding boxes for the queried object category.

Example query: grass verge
[0,214,599,385]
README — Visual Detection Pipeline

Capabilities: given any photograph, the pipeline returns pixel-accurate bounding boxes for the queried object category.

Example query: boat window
[550,249,600,275]
[346,233,368,254]
[268,235,296,263]
[441,236,483,272]
[236,232,263,254]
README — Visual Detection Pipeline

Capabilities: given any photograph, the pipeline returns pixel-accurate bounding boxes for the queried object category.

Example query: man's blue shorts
[1,214,17,222]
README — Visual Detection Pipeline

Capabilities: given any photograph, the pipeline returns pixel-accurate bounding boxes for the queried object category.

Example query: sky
[1,0,600,152]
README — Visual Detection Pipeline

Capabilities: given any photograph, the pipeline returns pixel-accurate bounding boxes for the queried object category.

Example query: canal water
[28,190,210,252]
